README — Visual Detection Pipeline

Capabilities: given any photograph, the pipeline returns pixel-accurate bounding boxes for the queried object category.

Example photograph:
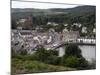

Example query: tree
[11,19,17,29]
[34,47,50,62]
[33,46,59,65]
[63,44,89,69]
[65,44,82,58]
[55,24,64,32]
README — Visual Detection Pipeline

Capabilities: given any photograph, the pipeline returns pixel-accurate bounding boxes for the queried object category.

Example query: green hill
[11,5,95,20]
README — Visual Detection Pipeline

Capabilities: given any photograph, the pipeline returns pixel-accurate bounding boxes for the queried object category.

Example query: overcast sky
[12,1,79,9]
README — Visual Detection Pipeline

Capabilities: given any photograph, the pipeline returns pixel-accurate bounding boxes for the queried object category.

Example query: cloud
[12,1,79,9]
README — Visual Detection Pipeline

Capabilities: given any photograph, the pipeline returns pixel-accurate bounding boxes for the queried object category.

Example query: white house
[82,27,87,33]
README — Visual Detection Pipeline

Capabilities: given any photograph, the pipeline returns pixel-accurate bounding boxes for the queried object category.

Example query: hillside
[11,5,96,19]
[12,58,76,74]
[12,5,95,13]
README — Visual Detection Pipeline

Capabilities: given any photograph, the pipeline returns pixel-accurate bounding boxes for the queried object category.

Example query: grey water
[79,45,96,62]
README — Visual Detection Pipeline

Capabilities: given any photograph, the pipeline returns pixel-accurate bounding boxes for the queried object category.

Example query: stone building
[62,31,80,42]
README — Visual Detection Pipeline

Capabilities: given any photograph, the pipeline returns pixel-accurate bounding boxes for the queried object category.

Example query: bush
[64,56,80,68]
[46,55,60,65]
[19,49,27,55]
[34,47,50,62]
[48,50,58,56]
[12,46,59,65]
[32,47,59,65]
[11,49,17,58]
[77,57,89,69]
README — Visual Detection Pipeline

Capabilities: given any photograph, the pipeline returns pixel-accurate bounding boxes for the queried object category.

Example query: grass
[11,58,76,74]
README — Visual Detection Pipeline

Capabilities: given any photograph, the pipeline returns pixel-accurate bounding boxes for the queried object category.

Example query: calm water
[79,45,96,62]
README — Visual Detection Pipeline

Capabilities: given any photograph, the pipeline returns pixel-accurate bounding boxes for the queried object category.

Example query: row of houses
[11,29,79,53]
[77,38,96,44]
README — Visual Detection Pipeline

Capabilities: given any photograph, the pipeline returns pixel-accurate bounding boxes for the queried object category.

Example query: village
[11,3,96,73]
[11,26,96,56]
[12,15,96,55]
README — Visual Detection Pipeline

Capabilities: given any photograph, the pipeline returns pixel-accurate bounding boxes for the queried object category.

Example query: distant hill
[11,5,96,20]
[12,8,46,13]
[12,5,95,13]
[11,5,96,34]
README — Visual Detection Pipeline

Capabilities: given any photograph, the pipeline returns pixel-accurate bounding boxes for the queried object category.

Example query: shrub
[77,57,89,69]
[11,49,17,58]
[46,55,60,65]
[34,47,50,62]
[19,49,27,55]
[48,50,58,56]
[64,56,80,68]
[32,47,60,65]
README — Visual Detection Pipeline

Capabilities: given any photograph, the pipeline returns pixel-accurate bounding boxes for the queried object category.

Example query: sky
[12,1,79,9]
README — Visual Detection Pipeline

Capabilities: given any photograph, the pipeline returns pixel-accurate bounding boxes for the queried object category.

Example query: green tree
[11,19,17,29]
[33,46,59,65]
[63,44,89,69]
[65,44,82,58]
[34,47,50,62]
